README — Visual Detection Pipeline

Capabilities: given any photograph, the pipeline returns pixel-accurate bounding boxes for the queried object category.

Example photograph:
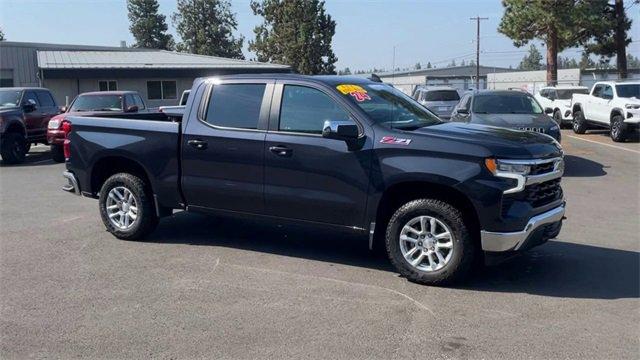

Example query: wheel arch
[90,155,154,196]
[2,120,27,138]
[372,180,481,249]
[571,103,583,115]
[610,108,624,122]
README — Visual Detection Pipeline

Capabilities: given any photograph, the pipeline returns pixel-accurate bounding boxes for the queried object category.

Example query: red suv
[48,91,148,162]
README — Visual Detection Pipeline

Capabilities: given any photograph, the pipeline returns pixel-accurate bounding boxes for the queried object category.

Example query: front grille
[529,161,556,175]
[525,178,563,207]
[518,127,545,134]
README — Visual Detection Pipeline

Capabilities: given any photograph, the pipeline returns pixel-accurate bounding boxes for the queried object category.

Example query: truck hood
[410,122,562,159]
[0,107,22,119]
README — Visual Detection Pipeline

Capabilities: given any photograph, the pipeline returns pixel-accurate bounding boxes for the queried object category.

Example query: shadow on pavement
[563,154,608,177]
[584,129,639,143]
[148,212,639,300]
[0,147,56,167]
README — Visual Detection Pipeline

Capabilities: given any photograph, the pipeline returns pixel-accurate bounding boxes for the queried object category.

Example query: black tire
[572,110,588,134]
[98,173,158,240]
[385,199,476,286]
[51,144,65,163]
[553,110,567,129]
[0,132,28,164]
[610,114,627,142]
[24,142,31,153]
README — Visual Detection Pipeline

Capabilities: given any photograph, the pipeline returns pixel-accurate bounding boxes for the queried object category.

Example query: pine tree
[426,62,432,69]
[338,67,352,75]
[518,45,543,70]
[499,0,608,85]
[172,0,244,59]
[627,54,640,69]
[0,28,4,41]
[414,62,422,70]
[127,0,174,50]
[249,0,337,74]
[579,52,596,70]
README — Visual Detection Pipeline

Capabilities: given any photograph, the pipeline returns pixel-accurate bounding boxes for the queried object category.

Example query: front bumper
[481,203,565,252]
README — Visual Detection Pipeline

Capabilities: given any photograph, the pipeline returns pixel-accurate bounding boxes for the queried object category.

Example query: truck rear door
[181,79,273,214]
[263,80,371,227]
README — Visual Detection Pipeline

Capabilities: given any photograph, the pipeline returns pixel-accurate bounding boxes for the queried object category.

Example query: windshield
[0,90,22,108]
[337,83,441,130]
[557,88,588,99]
[473,94,543,114]
[424,90,460,101]
[70,95,123,112]
[616,84,640,98]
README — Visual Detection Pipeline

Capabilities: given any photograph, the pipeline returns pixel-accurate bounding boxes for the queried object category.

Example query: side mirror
[544,107,554,114]
[60,106,67,113]
[457,108,469,115]
[322,120,359,140]
[23,99,37,113]
[125,105,139,113]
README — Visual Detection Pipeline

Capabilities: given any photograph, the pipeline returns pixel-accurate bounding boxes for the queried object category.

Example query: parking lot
[0,129,638,359]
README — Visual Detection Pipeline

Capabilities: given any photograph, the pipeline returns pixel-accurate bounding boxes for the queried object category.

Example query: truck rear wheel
[610,115,627,142]
[98,173,158,240]
[572,110,588,134]
[0,132,28,164]
[385,199,476,286]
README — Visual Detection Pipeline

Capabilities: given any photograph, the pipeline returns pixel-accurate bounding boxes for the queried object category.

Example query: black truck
[61,74,566,285]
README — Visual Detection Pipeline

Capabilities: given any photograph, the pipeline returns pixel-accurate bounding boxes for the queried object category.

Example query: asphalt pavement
[1,129,638,359]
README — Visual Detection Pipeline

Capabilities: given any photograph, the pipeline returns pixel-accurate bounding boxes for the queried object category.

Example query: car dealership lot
[1,130,638,359]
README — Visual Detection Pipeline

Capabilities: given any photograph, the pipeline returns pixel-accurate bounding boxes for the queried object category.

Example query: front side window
[602,86,614,99]
[592,85,603,98]
[337,83,441,130]
[204,84,266,129]
[472,94,542,114]
[616,84,640,98]
[23,91,40,106]
[147,80,177,100]
[98,80,117,91]
[69,95,123,112]
[36,91,55,107]
[133,95,146,109]
[279,85,352,134]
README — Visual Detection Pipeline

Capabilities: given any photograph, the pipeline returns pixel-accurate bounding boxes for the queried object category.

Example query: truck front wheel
[99,173,158,240]
[0,133,28,164]
[385,199,476,286]
[610,115,627,142]
[572,110,588,134]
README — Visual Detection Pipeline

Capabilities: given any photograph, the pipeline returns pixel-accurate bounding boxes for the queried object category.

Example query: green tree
[249,0,337,74]
[172,0,244,59]
[127,0,174,50]
[583,0,633,79]
[338,67,352,75]
[414,62,422,70]
[498,0,607,85]
[426,62,432,68]
[579,52,596,69]
[0,29,4,41]
[518,45,543,70]
[627,54,640,68]
[448,59,457,67]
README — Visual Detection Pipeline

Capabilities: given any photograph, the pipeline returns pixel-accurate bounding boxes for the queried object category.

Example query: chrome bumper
[62,171,81,195]
[481,204,565,252]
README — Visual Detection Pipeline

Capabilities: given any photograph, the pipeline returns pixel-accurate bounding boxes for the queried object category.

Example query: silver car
[413,86,461,120]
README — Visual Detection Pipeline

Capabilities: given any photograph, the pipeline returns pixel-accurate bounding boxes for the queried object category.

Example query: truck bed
[65,115,183,209]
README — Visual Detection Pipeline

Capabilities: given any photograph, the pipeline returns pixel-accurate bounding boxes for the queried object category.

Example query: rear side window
[279,85,352,134]
[133,95,146,109]
[23,91,40,106]
[36,91,55,107]
[204,84,266,129]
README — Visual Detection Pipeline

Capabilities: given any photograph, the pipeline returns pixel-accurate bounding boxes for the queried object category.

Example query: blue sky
[1,0,638,71]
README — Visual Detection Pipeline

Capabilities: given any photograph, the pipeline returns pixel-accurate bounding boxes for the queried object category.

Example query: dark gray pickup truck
[61,74,566,285]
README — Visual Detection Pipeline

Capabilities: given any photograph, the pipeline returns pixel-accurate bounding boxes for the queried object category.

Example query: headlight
[625,104,640,110]
[485,159,531,175]
[48,119,61,129]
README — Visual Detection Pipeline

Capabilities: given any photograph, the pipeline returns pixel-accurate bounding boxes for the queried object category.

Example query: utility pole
[470,16,488,90]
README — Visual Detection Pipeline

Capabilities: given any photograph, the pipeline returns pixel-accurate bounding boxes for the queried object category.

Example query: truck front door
[263,81,372,227]
[181,80,273,214]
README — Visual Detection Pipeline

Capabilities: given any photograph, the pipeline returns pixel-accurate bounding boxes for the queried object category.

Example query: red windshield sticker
[336,84,371,102]
[380,136,412,145]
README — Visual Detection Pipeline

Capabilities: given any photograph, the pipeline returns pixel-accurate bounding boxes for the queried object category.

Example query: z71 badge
[380,136,412,145]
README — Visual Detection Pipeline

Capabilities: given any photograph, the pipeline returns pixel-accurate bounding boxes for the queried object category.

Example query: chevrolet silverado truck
[571,81,640,142]
[60,74,566,285]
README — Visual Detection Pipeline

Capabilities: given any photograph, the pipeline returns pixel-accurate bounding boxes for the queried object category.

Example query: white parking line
[566,135,640,155]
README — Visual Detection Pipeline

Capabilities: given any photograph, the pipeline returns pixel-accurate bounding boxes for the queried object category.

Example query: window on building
[98,80,117,91]
[279,85,352,134]
[204,84,266,129]
[147,80,177,100]
[0,69,14,88]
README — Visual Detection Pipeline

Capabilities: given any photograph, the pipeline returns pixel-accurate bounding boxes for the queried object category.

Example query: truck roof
[79,91,140,96]
[593,80,640,86]
[202,73,377,87]
[541,85,589,90]
[0,87,51,91]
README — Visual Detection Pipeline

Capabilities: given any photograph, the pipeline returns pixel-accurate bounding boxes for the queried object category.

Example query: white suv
[535,86,589,128]
[571,81,640,142]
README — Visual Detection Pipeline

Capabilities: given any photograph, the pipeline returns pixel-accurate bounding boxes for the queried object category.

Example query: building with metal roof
[357,65,513,95]
[1,41,291,107]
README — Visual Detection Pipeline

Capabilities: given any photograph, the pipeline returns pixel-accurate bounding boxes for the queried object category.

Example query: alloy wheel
[106,186,139,230]
[399,215,454,272]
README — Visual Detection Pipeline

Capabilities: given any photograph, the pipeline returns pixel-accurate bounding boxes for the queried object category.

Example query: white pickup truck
[570,81,640,142]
